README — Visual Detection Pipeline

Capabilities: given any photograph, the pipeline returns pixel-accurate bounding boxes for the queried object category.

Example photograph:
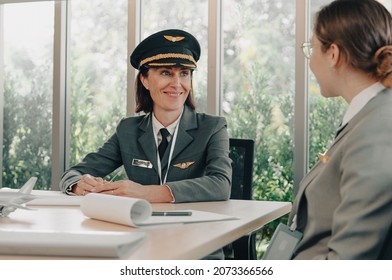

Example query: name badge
[262,223,303,260]
[132,159,153,169]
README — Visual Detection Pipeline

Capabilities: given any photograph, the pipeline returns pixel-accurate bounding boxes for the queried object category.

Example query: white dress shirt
[340,82,385,128]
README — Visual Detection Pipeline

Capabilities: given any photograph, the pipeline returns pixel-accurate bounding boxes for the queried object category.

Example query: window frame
[0,4,3,189]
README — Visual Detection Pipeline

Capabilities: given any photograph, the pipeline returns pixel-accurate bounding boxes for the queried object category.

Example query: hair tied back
[374,45,392,87]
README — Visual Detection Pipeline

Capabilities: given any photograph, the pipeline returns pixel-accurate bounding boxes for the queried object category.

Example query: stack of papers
[0,229,145,258]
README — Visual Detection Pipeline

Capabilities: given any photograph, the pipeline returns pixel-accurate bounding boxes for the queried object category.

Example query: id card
[262,223,303,260]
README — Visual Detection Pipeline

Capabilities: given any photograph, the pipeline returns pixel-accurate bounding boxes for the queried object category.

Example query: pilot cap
[130,29,201,70]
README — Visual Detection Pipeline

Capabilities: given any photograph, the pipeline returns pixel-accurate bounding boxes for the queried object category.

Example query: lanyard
[157,123,179,185]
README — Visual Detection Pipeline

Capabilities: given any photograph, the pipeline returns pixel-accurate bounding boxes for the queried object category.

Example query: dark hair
[134,66,197,113]
[314,0,392,86]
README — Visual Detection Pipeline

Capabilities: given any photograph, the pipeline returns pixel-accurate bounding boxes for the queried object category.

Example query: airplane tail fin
[19,177,38,194]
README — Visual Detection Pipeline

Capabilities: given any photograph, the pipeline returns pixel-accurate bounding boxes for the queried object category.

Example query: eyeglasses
[301,42,313,59]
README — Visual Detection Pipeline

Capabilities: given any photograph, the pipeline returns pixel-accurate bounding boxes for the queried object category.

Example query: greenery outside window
[2,2,54,189]
[222,0,296,256]
[68,0,128,167]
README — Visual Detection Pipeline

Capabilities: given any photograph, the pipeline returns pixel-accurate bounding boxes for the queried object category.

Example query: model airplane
[0,177,38,217]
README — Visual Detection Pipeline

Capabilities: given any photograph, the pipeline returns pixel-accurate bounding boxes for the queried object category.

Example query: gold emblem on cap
[164,35,185,42]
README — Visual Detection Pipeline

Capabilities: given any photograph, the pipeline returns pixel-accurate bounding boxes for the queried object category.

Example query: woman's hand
[95,180,143,197]
[93,180,174,203]
[73,176,174,202]
[71,174,105,196]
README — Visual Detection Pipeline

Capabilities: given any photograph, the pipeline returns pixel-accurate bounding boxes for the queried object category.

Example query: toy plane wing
[0,177,38,217]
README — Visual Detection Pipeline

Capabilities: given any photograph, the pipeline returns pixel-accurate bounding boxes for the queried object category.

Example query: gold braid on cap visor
[140,53,197,68]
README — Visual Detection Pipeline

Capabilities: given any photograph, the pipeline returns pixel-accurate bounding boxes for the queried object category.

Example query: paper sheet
[81,193,152,227]
[27,190,83,206]
[81,193,238,227]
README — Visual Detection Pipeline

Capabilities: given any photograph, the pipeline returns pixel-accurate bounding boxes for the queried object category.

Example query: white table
[0,199,291,259]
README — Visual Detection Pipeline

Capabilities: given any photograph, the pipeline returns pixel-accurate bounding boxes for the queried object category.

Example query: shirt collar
[341,82,385,127]
[152,109,183,143]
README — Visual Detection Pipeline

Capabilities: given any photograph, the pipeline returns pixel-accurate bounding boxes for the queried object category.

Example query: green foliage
[222,0,296,258]
[68,64,126,182]
[225,63,294,258]
[2,62,52,189]
[68,0,127,170]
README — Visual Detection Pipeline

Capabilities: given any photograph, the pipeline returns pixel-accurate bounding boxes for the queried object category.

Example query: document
[0,228,145,258]
[81,193,237,227]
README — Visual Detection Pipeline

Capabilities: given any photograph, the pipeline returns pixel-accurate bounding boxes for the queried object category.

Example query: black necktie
[158,128,170,160]
[335,123,348,138]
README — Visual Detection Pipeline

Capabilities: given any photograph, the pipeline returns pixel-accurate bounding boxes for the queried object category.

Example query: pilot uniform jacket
[289,88,392,259]
[60,105,232,203]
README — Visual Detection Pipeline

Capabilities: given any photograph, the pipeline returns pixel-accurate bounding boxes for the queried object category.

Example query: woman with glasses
[290,0,392,259]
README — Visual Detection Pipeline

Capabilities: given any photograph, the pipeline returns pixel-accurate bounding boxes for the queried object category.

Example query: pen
[109,169,124,182]
[152,211,192,216]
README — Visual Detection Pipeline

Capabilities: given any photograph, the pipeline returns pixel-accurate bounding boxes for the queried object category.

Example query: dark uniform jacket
[60,105,232,203]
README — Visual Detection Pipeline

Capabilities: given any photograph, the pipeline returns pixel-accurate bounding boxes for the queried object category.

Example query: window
[222,0,295,203]
[68,0,128,166]
[1,1,54,189]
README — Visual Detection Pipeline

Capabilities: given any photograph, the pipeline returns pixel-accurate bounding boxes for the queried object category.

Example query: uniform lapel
[170,105,197,164]
[292,123,351,220]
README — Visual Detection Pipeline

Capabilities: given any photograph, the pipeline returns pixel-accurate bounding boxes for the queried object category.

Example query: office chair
[224,138,257,260]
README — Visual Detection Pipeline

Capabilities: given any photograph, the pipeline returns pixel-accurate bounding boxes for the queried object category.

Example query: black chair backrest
[229,138,255,200]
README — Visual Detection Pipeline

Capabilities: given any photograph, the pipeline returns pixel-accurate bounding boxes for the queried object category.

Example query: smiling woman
[60,29,232,208]
[140,67,192,127]
[60,30,233,259]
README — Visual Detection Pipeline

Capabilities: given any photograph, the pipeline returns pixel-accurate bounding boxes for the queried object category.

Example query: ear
[140,75,149,90]
[328,43,341,67]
